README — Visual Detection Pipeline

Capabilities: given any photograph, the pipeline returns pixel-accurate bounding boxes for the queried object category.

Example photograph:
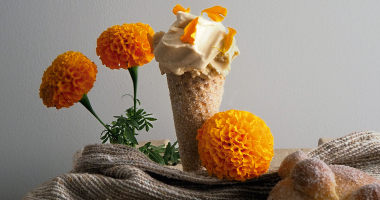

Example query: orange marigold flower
[39,51,98,109]
[96,22,155,69]
[197,110,274,181]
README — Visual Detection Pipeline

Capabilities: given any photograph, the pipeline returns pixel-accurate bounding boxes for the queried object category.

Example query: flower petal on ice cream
[173,4,190,15]
[201,6,227,22]
[223,27,237,52]
[181,17,199,45]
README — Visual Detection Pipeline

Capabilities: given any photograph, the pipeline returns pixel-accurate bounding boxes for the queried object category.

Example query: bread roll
[268,151,380,200]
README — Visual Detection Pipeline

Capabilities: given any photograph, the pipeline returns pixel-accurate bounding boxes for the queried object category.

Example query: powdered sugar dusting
[347,183,380,200]
[291,158,338,199]
[268,179,313,200]
[278,150,309,179]
[331,165,380,199]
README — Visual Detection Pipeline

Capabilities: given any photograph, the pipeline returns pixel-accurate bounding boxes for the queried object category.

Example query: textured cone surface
[166,72,225,172]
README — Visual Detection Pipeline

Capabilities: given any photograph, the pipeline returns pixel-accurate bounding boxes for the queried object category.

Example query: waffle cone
[166,72,225,172]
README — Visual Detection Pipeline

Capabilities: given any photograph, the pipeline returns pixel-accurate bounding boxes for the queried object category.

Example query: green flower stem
[128,66,139,146]
[79,93,109,131]
[128,66,139,114]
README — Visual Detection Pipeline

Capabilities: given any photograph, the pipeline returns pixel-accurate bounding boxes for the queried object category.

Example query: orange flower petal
[110,43,118,52]
[102,38,109,46]
[181,17,199,45]
[173,4,190,15]
[119,53,130,61]
[107,54,118,63]
[201,6,227,22]
[223,27,237,52]
[204,13,224,22]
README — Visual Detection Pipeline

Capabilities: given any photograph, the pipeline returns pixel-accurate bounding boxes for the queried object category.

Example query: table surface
[137,138,334,171]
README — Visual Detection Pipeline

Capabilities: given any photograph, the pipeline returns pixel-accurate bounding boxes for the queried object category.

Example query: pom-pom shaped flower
[197,110,274,181]
[39,51,98,109]
[96,22,155,69]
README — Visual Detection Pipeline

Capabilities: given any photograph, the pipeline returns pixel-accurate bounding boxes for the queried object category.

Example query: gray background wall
[1,0,380,199]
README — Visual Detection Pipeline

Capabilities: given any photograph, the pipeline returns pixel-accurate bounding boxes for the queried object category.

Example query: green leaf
[125,128,138,145]
[164,142,172,156]
[111,128,120,136]
[146,117,157,121]
[136,109,144,116]
[143,142,151,148]
[150,144,165,151]
[125,107,134,117]
[149,146,158,151]
[126,120,139,129]
[146,122,153,128]
[100,134,108,140]
[122,93,134,100]
[131,116,143,122]
[148,150,165,165]
[138,142,151,153]
[171,152,180,163]
[118,136,123,144]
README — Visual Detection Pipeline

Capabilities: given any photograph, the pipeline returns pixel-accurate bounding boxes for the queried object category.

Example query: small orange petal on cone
[201,6,227,22]
[181,17,199,45]
[223,27,237,52]
[173,4,190,15]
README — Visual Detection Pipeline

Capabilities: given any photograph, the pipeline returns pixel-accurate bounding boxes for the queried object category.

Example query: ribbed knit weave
[24,131,380,200]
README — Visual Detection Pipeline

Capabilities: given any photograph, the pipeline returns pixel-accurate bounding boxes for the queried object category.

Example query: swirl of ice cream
[152,11,239,79]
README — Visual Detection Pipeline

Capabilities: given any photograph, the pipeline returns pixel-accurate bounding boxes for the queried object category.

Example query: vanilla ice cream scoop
[153,11,239,79]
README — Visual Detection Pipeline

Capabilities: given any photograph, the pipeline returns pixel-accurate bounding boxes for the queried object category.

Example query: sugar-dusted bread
[347,183,380,200]
[278,150,309,179]
[268,151,380,200]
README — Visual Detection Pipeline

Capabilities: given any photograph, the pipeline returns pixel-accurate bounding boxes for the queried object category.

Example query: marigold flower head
[96,22,155,69]
[197,110,274,181]
[39,51,98,109]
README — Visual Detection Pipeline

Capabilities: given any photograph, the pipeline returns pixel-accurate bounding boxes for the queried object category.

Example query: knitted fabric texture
[24,131,380,200]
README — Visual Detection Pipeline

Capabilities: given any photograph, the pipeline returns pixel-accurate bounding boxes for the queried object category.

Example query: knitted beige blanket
[24,131,380,200]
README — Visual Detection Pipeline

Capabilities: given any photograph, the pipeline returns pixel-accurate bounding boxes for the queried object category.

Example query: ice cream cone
[152,5,239,171]
[166,72,225,171]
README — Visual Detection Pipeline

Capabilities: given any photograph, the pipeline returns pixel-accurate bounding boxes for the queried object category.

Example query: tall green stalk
[128,66,139,114]
[128,66,139,138]
[79,93,109,131]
